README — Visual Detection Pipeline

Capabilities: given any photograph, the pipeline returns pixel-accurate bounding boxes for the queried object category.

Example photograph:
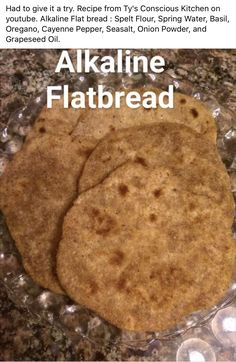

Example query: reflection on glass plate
[211,306,236,347]
[176,338,216,362]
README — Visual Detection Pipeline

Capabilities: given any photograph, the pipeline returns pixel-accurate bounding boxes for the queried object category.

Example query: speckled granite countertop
[0,49,236,361]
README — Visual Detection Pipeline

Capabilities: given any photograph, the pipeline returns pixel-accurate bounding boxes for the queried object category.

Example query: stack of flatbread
[0,89,235,332]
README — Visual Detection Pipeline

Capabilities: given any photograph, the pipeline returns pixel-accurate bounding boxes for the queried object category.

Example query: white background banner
[0,0,235,48]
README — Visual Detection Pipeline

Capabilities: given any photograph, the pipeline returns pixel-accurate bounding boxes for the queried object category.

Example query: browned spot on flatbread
[95,214,116,236]
[190,108,199,118]
[88,280,99,295]
[149,213,157,222]
[135,156,148,167]
[118,184,129,196]
[153,189,162,198]
[180,98,187,104]
[189,202,196,211]
[150,294,157,302]
[149,270,158,280]
[39,127,46,133]
[91,207,100,217]
[117,277,127,291]
[109,250,125,266]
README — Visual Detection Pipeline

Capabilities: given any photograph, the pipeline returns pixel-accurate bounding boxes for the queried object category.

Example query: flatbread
[79,122,223,193]
[27,97,87,137]
[0,93,99,292]
[157,91,216,142]
[0,134,87,293]
[0,89,218,294]
[29,89,216,144]
[57,159,235,332]
[70,89,216,143]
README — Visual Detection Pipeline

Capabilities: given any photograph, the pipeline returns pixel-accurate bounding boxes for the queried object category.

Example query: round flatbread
[0,134,87,293]
[57,159,235,332]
